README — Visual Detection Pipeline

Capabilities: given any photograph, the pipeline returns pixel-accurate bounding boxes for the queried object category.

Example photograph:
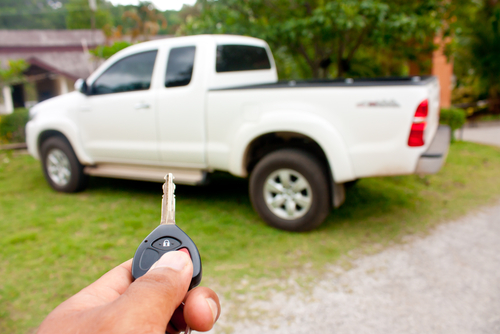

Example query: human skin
[37,251,220,334]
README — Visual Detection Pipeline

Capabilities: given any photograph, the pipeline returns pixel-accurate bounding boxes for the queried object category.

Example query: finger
[86,259,133,293]
[112,251,193,332]
[37,259,135,333]
[183,286,221,331]
[72,259,133,307]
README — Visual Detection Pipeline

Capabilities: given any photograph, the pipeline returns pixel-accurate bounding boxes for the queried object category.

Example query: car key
[132,173,202,290]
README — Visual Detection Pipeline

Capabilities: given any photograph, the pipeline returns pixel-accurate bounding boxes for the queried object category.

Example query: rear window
[165,46,196,88]
[216,45,271,73]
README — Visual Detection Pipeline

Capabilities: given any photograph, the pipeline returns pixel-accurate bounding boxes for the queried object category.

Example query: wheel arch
[38,130,69,154]
[35,124,93,165]
[229,115,356,184]
[244,131,329,175]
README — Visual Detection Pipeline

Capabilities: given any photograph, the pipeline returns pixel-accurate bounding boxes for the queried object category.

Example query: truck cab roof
[87,34,278,90]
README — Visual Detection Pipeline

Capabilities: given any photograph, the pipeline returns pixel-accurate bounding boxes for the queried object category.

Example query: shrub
[0,108,29,144]
[440,107,466,142]
[90,41,132,60]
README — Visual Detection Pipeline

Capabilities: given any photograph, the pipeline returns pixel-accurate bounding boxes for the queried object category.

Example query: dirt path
[208,204,500,334]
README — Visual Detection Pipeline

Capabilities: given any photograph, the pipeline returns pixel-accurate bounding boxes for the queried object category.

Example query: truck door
[156,45,206,167]
[77,50,159,164]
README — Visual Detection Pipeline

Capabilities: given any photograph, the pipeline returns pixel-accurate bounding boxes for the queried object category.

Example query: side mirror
[74,78,88,95]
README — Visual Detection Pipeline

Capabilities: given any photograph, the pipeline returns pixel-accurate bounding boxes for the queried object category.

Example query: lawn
[1,141,500,333]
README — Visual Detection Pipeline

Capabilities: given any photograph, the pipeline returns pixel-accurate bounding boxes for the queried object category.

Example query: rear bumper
[415,125,451,175]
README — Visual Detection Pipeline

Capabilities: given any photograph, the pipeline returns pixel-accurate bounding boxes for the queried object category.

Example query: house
[0,29,106,108]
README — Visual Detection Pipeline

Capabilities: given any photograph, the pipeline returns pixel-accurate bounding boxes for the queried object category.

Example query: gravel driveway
[209,204,500,334]
[460,123,500,147]
[207,127,500,334]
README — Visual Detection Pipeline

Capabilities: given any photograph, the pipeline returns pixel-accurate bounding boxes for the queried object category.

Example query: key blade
[160,173,176,225]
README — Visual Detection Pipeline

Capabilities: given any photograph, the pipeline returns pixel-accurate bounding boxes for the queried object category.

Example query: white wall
[0,85,13,115]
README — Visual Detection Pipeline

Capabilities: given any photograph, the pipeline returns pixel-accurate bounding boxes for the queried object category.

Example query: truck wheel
[40,136,88,193]
[249,149,331,231]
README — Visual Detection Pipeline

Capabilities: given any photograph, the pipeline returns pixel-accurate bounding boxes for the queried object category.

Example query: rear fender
[229,110,356,183]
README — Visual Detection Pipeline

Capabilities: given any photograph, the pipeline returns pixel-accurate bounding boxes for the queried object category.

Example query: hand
[37,251,220,334]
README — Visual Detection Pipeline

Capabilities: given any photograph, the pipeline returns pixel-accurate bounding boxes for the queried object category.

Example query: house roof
[0,52,98,80]
[0,29,106,48]
[0,30,106,80]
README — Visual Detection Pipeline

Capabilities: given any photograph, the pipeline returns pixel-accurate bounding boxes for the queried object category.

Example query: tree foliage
[0,59,28,87]
[65,0,112,29]
[0,0,179,34]
[121,3,167,41]
[0,0,68,29]
[89,41,132,59]
[182,0,450,79]
[469,2,500,112]
[453,0,500,113]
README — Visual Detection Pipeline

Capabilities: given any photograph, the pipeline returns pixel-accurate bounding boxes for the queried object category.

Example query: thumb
[112,251,193,332]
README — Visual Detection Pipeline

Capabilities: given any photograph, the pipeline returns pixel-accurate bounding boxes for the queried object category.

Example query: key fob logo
[163,240,171,247]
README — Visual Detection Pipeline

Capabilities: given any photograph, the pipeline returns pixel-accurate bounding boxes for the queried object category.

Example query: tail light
[408,99,428,147]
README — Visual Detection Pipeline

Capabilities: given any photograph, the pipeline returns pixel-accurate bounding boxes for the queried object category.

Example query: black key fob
[132,224,202,290]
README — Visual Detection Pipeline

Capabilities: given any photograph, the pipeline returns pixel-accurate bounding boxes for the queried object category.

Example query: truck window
[165,46,196,88]
[90,50,158,95]
[216,45,271,73]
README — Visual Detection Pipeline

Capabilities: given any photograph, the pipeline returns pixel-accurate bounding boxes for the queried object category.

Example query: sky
[107,0,197,11]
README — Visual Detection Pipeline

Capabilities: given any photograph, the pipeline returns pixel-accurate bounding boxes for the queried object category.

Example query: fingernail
[206,298,218,323]
[155,251,188,272]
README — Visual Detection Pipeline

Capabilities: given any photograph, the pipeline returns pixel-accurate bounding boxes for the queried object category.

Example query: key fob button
[151,237,181,251]
[178,247,191,258]
[139,248,159,271]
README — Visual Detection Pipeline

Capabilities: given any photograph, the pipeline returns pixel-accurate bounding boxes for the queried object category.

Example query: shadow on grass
[86,171,417,232]
[87,171,249,200]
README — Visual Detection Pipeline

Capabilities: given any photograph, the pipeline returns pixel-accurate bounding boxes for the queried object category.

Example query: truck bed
[206,75,440,182]
[211,76,436,90]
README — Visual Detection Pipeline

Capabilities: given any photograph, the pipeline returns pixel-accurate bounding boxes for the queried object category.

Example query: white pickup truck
[26,34,450,231]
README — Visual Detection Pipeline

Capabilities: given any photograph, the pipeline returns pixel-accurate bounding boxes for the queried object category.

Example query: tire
[40,136,88,193]
[249,149,331,232]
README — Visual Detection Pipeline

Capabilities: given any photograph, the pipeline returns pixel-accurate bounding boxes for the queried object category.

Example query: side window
[91,50,157,95]
[216,45,271,73]
[165,46,196,88]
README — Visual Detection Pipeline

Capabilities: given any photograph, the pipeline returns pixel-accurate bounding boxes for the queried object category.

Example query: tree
[66,0,112,29]
[0,0,68,29]
[467,1,500,112]
[0,59,28,87]
[182,0,452,79]
[122,3,167,41]
[89,41,132,59]
[452,0,500,113]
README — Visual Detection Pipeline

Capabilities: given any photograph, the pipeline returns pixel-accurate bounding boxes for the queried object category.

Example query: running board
[83,164,206,185]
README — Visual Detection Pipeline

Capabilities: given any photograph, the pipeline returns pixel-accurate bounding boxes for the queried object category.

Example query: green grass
[1,142,500,333]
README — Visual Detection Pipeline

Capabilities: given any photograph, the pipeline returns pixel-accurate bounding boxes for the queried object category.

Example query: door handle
[134,102,151,110]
